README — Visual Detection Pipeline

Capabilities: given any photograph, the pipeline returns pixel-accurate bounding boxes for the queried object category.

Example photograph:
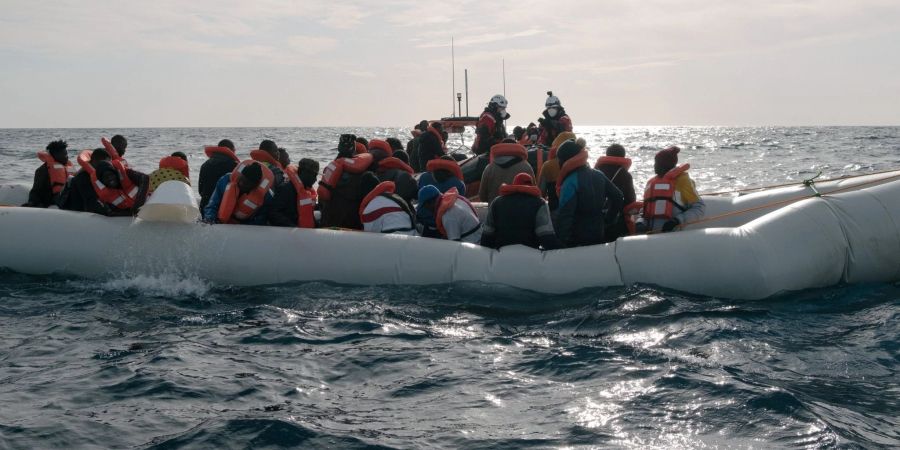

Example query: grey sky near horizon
[1,0,899,128]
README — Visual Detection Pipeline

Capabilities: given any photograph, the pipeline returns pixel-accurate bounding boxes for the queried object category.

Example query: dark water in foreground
[1,126,899,448]
[1,274,898,449]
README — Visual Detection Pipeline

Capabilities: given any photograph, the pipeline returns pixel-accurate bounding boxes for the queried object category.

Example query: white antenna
[451,37,456,117]
[502,58,506,97]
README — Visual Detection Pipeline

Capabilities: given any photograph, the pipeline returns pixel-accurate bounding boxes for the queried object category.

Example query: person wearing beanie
[148,152,190,195]
[537,91,573,147]
[418,155,466,195]
[538,131,578,211]
[554,139,624,247]
[478,142,535,204]
[480,172,562,250]
[416,185,481,243]
[24,139,73,208]
[269,158,320,228]
[203,161,275,225]
[594,143,637,241]
[639,146,705,233]
[358,174,416,235]
[199,138,239,210]
[415,185,442,238]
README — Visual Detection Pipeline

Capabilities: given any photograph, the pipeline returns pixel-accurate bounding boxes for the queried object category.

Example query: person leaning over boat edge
[472,94,509,155]
[203,161,275,225]
[24,140,74,208]
[480,173,562,250]
[638,146,705,233]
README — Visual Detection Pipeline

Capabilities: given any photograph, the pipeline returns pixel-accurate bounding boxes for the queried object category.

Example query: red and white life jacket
[250,149,284,170]
[217,160,275,224]
[285,165,316,228]
[472,112,496,153]
[77,150,140,210]
[37,151,75,195]
[316,153,374,201]
[205,146,240,163]
[101,137,122,161]
[99,137,140,197]
[368,139,393,157]
[642,164,691,221]
[425,158,463,180]
[555,149,590,197]
[489,142,527,164]
[376,157,414,175]
[435,187,479,239]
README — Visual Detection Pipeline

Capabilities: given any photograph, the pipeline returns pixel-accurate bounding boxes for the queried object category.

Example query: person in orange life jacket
[199,139,239,210]
[203,161,274,225]
[368,139,418,207]
[251,139,285,187]
[103,134,151,208]
[480,173,562,250]
[418,155,466,195]
[63,157,136,216]
[58,148,110,212]
[148,152,190,195]
[416,185,482,243]
[277,147,291,168]
[358,172,416,235]
[538,131,577,212]
[417,122,448,165]
[473,94,509,155]
[393,149,411,165]
[318,134,374,229]
[269,158,319,228]
[554,139,624,247]
[537,92,573,147]
[638,146,706,233]
[594,144,637,242]
[386,137,404,154]
[479,140,535,204]
[24,140,74,207]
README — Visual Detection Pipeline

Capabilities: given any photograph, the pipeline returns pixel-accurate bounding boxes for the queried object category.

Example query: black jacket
[377,168,418,208]
[555,167,624,247]
[198,153,238,210]
[58,169,148,216]
[417,132,445,166]
[24,165,54,207]
[481,193,562,250]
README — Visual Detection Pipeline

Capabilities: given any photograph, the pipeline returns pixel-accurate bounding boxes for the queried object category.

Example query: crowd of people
[22,92,705,250]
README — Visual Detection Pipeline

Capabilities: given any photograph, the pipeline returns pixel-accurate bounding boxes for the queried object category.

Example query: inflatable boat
[1,170,898,300]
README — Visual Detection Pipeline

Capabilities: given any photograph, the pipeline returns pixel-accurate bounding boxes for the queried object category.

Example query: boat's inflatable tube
[137,181,199,223]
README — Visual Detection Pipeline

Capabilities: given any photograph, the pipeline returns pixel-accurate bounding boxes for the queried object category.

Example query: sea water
[0,126,898,448]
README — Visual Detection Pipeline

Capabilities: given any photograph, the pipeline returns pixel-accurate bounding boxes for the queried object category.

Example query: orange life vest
[285,165,316,228]
[555,150,590,197]
[99,137,139,196]
[642,164,691,220]
[250,149,284,169]
[368,139,393,157]
[435,187,478,238]
[77,150,139,210]
[37,151,75,195]
[101,137,121,160]
[425,159,463,180]
[358,180,396,218]
[594,156,632,171]
[472,112,496,153]
[623,201,643,235]
[216,160,275,224]
[489,142,527,164]
[498,183,542,198]
[205,146,240,163]
[376,157,414,175]
[317,153,374,201]
[159,156,189,178]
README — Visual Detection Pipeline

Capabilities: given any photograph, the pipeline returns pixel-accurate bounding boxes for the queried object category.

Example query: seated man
[269,158,319,228]
[416,185,482,244]
[148,152,190,195]
[419,155,466,195]
[250,139,285,186]
[480,173,561,250]
[594,143,637,241]
[478,141,534,204]
[554,140,624,247]
[368,139,417,207]
[203,161,275,225]
[639,146,705,233]
[199,139,239,210]
[24,139,74,207]
[358,173,416,235]
[318,134,374,229]
[59,149,138,216]
[537,131,577,212]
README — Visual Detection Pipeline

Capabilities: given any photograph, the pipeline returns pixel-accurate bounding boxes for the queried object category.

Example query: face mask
[547,108,559,118]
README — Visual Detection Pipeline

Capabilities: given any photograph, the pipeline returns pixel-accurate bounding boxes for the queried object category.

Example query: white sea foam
[99,273,211,298]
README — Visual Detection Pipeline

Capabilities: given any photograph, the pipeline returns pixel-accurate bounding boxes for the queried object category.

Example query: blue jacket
[418,172,466,196]
[555,167,623,247]
[202,174,274,225]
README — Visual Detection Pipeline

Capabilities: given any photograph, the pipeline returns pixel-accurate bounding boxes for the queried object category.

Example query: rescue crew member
[473,95,509,155]
[148,152,190,195]
[358,173,416,235]
[478,140,534,204]
[537,131,577,212]
[23,139,74,208]
[480,173,562,250]
[203,161,275,225]
[199,139,239,210]
[418,155,466,195]
[416,185,482,244]
[537,91,573,146]
[638,146,706,233]
[594,143,637,241]
[369,139,418,207]
[554,139,624,247]
[269,158,319,228]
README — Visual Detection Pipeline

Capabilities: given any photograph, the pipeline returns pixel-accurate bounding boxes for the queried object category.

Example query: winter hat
[551,132,576,151]
[512,173,534,186]
[241,162,263,185]
[417,185,441,204]
[556,139,582,165]
[655,146,680,171]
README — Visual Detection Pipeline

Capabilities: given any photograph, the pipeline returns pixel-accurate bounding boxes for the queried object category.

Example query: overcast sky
[1,0,898,127]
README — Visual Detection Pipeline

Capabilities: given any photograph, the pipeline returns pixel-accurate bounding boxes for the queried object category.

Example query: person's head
[556,139,581,165]
[368,139,393,162]
[654,146,680,176]
[417,120,429,131]
[171,151,188,161]
[259,140,278,157]
[46,140,68,164]
[277,148,290,167]
[386,137,403,151]
[430,122,443,133]
[237,162,263,194]
[111,135,127,157]
[512,126,524,140]
[90,148,111,165]
[441,131,449,142]
[418,185,441,211]
[489,94,508,116]
[501,137,516,144]
[512,172,535,186]
[298,158,319,188]
[545,91,562,118]
[433,155,458,182]
[359,172,380,199]
[337,134,357,158]
[218,139,235,151]
[95,161,120,188]
[393,149,410,164]
[606,144,626,158]
[355,137,368,148]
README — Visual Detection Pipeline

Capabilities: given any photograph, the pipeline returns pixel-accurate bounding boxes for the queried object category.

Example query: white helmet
[545,91,561,108]
[489,94,508,108]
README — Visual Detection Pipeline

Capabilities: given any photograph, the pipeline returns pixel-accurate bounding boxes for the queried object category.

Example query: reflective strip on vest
[299,198,314,206]
[653,200,667,216]
[259,178,270,190]
[127,186,139,198]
